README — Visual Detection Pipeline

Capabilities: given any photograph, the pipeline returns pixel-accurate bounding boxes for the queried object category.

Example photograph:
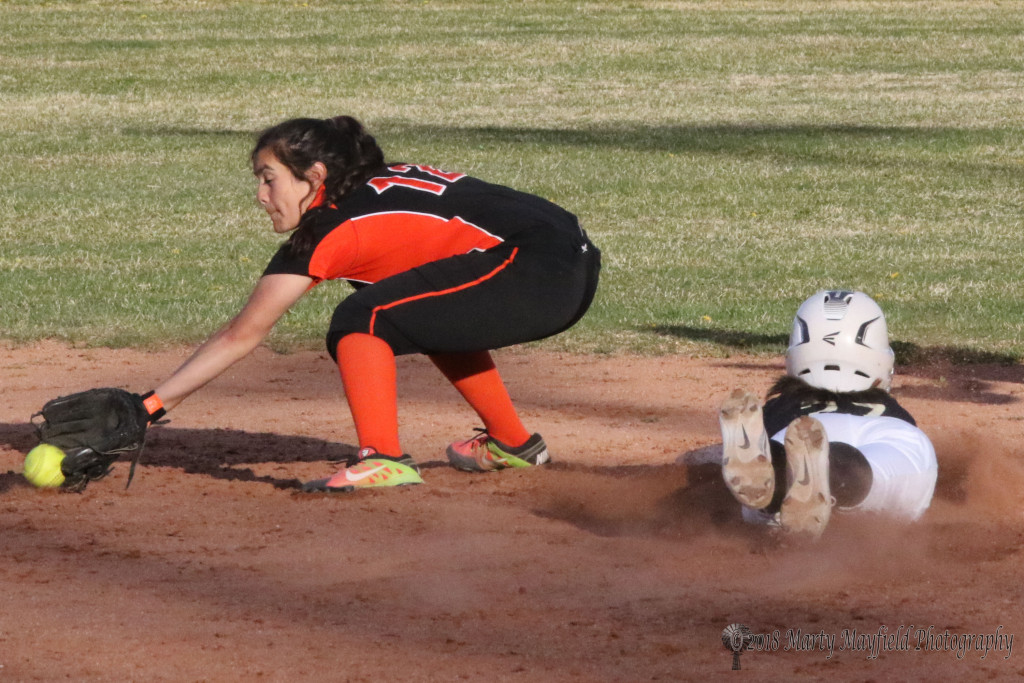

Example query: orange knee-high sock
[336,333,402,457]
[429,351,530,447]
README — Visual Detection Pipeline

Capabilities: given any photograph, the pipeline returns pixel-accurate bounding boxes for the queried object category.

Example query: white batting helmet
[785,290,894,393]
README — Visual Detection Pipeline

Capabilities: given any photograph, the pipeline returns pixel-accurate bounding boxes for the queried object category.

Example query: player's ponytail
[252,116,387,255]
[321,116,386,201]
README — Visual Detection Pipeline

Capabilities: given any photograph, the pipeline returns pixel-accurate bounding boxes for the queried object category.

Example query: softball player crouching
[719,290,938,538]
[151,116,600,492]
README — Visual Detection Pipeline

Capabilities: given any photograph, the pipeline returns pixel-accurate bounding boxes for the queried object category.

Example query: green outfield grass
[1,1,1021,362]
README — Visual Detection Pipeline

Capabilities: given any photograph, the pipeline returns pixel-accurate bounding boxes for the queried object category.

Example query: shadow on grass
[379,122,1018,174]
[647,324,1021,366]
[646,325,1023,401]
[646,324,788,353]
[128,122,1017,173]
[124,126,255,140]
[387,121,1004,147]
[890,341,1021,367]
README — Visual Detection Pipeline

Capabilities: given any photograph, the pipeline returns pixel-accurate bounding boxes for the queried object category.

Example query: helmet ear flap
[785,290,894,393]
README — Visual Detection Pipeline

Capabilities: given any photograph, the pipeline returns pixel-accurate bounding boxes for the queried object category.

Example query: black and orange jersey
[263,163,583,285]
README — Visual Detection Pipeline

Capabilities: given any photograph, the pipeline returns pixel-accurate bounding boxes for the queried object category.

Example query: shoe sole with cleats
[779,416,832,539]
[719,389,775,509]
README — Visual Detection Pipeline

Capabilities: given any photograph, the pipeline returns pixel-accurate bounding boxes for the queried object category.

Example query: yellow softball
[23,444,67,488]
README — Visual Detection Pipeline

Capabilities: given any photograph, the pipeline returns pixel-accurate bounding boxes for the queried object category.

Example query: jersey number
[367,164,466,196]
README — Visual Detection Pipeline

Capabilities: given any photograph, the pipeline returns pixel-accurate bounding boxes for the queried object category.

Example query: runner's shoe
[446,430,549,472]
[302,447,423,493]
[779,416,833,539]
[719,389,775,509]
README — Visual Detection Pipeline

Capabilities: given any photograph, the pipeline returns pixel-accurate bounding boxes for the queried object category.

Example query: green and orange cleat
[445,430,549,472]
[302,447,423,493]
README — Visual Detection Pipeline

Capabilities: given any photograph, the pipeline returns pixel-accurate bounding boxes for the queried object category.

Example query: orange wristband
[140,391,166,422]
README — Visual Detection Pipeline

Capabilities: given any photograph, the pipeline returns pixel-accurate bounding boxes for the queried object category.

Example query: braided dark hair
[252,116,386,255]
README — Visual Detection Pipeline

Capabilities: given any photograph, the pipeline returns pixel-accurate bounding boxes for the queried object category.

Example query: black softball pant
[325,235,600,359]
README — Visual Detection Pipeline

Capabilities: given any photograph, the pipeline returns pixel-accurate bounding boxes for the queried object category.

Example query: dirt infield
[2,342,1023,681]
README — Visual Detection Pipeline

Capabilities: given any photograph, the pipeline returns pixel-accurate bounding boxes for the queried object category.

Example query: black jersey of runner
[762,376,916,437]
